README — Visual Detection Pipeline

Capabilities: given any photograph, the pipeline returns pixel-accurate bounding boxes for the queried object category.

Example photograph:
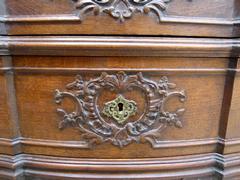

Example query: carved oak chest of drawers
[0,0,240,179]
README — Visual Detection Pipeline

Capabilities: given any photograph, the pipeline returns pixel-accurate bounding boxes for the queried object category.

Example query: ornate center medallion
[103,95,137,124]
[54,72,186,148]
[72,0,171,22]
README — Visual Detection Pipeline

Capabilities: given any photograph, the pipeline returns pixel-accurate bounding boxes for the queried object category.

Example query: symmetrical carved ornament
[72,0,171,22]
[55,72,186,148]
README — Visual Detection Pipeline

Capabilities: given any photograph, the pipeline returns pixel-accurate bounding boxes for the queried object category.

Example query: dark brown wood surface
[0,0,239,37]
[0,0,240,179]
[228,62,240,139]
[0,58,11,140]
[11,56,225,158]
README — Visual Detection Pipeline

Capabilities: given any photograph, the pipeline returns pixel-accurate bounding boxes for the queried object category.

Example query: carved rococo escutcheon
[54,72,186,148]
[72,0,171,22]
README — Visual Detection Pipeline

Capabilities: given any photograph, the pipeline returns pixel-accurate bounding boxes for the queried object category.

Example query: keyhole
[118,103,123,111]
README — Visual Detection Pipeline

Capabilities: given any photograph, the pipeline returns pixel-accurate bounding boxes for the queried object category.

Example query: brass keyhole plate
[102,95,137,124]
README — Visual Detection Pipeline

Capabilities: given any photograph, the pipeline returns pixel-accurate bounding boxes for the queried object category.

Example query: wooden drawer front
[12,56,228,158]
[0,73,11,139]
[225,61,240,140]
[0,58,12,139]
[1,0,239,37]
[0,58,16,155]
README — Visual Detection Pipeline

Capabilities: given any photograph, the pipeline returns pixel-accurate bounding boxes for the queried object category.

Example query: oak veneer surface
[0,0,240,180]
[11,56,225,158]
[0,59,12,139]
[225,61,240,140]
[0,0,239,37]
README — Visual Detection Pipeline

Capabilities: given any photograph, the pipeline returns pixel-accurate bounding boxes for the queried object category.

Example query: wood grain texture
[3,0,234,18]
[9,56,227,158]
[0,1,240,179]
[225,59,240,141]
[0,36,239,57]
[0,57,21,155]
[0,58,12,139]
[0,0,239,37]
[1,153,240,179]
[1,49,239,178]
[0,76,11,138]
[2,136,240,159]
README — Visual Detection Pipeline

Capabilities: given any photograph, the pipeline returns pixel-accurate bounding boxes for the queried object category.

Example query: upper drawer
[0,0,239,37]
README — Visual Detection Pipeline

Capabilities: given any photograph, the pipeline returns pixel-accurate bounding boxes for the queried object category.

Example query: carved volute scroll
[72,0,171,22]
[54,72,186,148]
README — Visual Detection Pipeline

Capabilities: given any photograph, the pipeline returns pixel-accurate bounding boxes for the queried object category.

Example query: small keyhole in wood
[118,103,123,111]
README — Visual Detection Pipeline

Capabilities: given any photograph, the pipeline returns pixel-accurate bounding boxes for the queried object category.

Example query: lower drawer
[8,56,228,158]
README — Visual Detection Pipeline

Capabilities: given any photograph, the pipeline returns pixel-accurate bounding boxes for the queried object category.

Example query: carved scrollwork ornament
[54,72,186,148]
[72,0,171,22]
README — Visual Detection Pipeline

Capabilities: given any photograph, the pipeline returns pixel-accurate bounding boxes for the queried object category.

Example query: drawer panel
[0,58,12,139]
[225,61,240,139]
[13,56,228,158]
[1,0,239,37]
[0,58,16,155]
[0,75,11,139]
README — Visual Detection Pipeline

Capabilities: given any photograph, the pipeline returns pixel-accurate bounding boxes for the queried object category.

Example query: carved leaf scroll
[54,72,186,148]
[72,0,171,22]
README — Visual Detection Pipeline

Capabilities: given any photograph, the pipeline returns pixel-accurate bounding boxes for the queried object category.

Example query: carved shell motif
[55,72,186,148]
[72,0,171,22]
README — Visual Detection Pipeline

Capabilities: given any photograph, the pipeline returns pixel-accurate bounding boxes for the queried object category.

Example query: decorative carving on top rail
[54,72,186,148]
[72,0,171,22]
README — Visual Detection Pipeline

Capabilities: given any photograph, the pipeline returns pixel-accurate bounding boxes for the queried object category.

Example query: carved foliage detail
[72,0,171,22]
[55,72,186,148]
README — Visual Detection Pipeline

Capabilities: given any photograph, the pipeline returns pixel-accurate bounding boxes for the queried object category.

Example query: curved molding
[0,14,240,26]
[0,36,239,57]
[1,153,240,179]
[1,137,240,150]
